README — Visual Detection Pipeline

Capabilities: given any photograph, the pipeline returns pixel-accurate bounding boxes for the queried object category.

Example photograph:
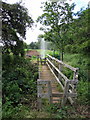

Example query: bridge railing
[46,54,79,106]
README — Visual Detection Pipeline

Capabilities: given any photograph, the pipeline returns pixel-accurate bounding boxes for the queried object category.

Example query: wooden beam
[46,61,64,90]
[47,58,69,82]
[47,54,79,72]
[52,93,63,97]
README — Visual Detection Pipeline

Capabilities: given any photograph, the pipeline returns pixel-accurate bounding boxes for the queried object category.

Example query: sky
[3,0,90,44]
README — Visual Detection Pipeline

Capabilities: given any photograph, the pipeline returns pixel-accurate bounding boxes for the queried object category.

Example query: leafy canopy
[2,1,34,56]
[37,1,75,60]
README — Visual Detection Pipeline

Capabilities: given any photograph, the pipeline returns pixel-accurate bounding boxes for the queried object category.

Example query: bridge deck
[39,64,63,103]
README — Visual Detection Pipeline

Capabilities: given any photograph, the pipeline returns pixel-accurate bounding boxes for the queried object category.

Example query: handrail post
[58,63,62,82]
[37,79,52,109]
[37,80,42,109]
[61,80,69,107]
[72,69,79,98]
[48,81,52,104]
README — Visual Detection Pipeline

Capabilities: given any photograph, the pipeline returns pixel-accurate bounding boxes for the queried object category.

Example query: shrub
[77,80,90,105]
[2,54,38,118]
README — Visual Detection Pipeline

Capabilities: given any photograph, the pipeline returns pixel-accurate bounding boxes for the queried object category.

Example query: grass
[63,53,89,68]
[26,110,51,118]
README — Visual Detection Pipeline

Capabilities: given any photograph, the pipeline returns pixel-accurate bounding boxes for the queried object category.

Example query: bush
[77,80,90,105]
[63,53,90,106]
[65,45,72,53]
[65,44,78,54]
[52,54,60,60]
[2,54,38,118]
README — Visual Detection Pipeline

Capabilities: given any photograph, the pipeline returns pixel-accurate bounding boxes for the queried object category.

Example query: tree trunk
[61,50,63,61]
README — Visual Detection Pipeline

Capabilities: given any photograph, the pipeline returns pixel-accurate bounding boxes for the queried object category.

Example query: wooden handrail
[47,58,69,82]
[47,54,79,72]
[38,54,79,106]
[46,54,79,106]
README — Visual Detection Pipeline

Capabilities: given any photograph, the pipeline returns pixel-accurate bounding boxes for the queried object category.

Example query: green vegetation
[37,1,90,61]
[27,42,40,49]
[1,0,90,119]
[2,1,33,56]
[1,1,38,119]
[63,53,89,106]
[2,55,38,119]
[36,1,89,118]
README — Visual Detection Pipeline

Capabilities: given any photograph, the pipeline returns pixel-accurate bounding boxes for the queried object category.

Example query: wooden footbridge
[37,54,79,109]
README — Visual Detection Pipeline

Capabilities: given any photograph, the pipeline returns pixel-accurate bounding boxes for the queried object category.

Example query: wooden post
[72,69,78,91]
[58,63,62,82]
[71,69,79,102]
[61,80,69,107]
[37,80,52,109]
[37,81,42,109]
[48,81,52,104]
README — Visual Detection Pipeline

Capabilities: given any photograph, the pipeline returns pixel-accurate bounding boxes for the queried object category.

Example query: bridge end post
[48,81,52,104]
[37,79,52,109]
[37,79,42,109]
[61,80,69,107]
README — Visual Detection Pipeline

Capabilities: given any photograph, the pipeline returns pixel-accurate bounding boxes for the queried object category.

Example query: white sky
[3,0,90,44]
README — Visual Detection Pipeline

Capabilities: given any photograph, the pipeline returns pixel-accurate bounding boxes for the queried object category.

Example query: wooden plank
[39,93,49,98]
[45,54,79,106]
[52,93,63,97]
[46,61,64,90]
[67,93,77,97]
[37,79,53,107]
[68,80,78,84]
[69,87,76,94]
[69,84,75,89]
[47,54,79,72]
[53,99,60,101]
[68,97,74,105]
[47,58,69,82]
[37,79,49,84]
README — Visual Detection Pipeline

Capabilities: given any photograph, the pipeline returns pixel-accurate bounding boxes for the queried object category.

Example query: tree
[1,1,34,56]
[37,1,75,60]
[27,41,40,49]
[64,8,90,54]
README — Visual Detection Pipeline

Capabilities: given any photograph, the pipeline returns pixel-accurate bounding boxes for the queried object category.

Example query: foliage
[56,106,68,119]
[44,103,59,114]
[27,42,40,49]
[37,1,75,60]
[2,1,33,56]
[2,54,38,118]
[37,1,90,62]
[63,53,90,107]
[64,8,90,54]
[2,102,30,119]
[77,80,90,105]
